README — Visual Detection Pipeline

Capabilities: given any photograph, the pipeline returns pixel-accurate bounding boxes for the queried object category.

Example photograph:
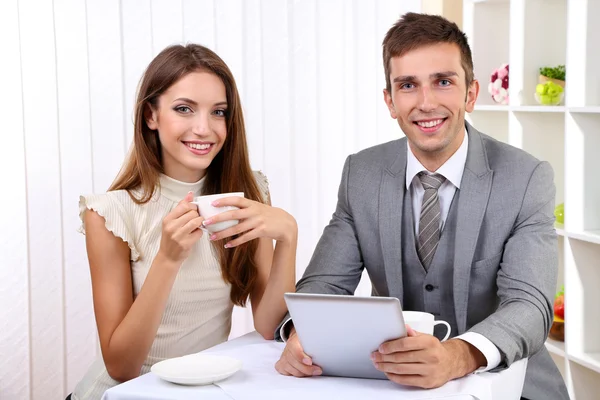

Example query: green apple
[536,84,547,95]
[554,203,564,224]
[540,94,552,105]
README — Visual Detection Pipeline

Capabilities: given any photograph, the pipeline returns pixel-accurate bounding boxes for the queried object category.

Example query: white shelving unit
[463,0,600,398]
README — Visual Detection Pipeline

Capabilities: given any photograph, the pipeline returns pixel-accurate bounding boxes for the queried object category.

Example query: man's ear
[465,79,480,113]
[383,89,397,119]
[145,104,158,130]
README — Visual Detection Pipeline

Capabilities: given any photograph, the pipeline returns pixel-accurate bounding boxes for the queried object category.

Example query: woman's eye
[175,106,192,113]
[213,109,227,117]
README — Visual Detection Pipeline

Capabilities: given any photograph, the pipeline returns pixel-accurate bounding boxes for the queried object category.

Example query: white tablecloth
[102,332,527,400]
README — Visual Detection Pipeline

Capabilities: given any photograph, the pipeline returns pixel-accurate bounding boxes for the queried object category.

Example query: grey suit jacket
[277,122,569,399]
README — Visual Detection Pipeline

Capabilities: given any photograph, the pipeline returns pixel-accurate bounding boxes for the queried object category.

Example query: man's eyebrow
[393,75,416,83]
[431,71,459,79]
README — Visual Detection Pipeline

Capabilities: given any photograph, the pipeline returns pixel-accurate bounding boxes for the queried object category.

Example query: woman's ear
[145,104,158,130]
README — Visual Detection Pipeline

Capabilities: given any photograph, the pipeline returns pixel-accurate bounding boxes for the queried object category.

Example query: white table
[102,332,527,400]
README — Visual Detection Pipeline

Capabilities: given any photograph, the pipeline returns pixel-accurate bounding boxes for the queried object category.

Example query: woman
[70,44,297,399]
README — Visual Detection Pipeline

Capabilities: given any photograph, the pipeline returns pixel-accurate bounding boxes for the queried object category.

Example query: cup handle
[434,320,451,342]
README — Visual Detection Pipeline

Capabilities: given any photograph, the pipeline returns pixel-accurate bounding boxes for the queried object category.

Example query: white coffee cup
[191,192,244,233]
[403,311,451,341]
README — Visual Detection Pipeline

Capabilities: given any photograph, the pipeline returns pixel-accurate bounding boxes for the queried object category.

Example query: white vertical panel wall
[0,1,420,398]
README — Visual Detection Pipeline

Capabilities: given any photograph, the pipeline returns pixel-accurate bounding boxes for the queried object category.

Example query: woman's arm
[85,194,203,382]
[204,195,298,339]
[249,219,297,339]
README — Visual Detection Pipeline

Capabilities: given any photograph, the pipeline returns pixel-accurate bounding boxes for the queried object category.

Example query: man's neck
[410,130,465,172]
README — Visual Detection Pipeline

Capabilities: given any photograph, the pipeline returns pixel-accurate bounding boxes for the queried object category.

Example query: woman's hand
[202,196,297,248]
[158,192,205,265]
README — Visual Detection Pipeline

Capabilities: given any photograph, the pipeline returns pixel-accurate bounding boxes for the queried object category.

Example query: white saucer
[151,354,243,385]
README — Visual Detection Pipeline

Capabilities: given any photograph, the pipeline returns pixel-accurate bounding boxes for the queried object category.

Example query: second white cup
[403,311,451,341]
[192,192,245,233]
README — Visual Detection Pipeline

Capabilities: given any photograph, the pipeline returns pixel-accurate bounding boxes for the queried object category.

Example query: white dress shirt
[406,131,500,373]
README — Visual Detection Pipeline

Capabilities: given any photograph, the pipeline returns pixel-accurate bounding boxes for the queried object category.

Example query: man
[274,12,569,400]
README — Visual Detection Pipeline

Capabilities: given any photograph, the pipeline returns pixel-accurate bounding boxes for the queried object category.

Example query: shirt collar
[405,130,469,190]
[159,173,205,202]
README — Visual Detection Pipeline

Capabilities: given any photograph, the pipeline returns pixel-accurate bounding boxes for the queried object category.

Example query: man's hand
[275,328,323,377]
[371,325,486,389]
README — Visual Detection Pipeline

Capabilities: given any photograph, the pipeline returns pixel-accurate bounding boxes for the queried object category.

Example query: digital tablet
[283,292,407,380]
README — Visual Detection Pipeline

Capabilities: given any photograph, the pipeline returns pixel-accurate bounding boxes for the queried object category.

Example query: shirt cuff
[455,332,502,373]
[279,318,293,342]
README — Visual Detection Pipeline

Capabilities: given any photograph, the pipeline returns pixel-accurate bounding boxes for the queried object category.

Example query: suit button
[425,284,434,292]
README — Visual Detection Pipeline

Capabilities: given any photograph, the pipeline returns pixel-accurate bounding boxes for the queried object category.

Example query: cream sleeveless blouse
[71,171,269,400]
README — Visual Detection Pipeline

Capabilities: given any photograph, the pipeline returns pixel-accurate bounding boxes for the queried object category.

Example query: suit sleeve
[467,161,557,370]
[274,155,365,340]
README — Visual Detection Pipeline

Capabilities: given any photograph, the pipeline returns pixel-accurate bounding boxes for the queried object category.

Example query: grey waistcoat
[401,187,460,340]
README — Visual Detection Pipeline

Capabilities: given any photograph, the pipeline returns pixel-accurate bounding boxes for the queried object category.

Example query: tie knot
[418,172,446,190]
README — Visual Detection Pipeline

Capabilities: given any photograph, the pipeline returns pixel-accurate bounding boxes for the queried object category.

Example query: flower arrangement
[488,63,509,105]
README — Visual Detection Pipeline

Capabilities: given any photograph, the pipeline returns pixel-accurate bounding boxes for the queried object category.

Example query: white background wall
[0,0,420,398]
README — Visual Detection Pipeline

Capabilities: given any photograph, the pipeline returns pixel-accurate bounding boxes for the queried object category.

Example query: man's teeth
[186,143,211,150]
[417,119,444,128]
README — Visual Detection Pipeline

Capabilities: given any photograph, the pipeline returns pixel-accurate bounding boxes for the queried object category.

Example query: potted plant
[536,65,565,105]
[539,64,566,87]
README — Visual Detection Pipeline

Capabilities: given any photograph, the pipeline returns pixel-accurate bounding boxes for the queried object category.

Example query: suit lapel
[453,123,493,333]
[379,139,407,300]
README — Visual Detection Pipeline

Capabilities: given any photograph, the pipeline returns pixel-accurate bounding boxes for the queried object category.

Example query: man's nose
[417,86,438,113]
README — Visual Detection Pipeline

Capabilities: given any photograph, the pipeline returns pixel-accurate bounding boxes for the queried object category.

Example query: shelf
[555,224,565,237]
[567,230,600,245]
[569,351,600,374]
[511,105,566,113]
[474,105,570,113]
[546,338,566,357]
[473,105,510,112]
[569,107,600,114]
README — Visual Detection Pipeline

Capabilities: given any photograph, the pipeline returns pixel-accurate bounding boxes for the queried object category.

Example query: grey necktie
[417,172,446,269]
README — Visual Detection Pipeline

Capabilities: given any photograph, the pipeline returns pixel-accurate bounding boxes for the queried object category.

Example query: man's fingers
[379,335,431,354]
[406,324,419,337]
[385,372,441,389]
[284,350,320,376]
[372,349,426,364]
[283,363,308,378]
[374,361,428,375]
[289,337,313,366]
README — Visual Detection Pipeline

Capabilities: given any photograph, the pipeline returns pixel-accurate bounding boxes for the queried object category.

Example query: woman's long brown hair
[109,44,262,307]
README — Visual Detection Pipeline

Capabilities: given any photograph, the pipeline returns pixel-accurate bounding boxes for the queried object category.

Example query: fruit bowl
[535,91,564,106]
[535,80,565,106]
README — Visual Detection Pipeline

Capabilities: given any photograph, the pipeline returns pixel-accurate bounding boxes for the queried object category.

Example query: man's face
[384,43,479,163]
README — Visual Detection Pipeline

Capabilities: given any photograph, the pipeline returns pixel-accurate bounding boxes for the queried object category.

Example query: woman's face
[146,71,228,182]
